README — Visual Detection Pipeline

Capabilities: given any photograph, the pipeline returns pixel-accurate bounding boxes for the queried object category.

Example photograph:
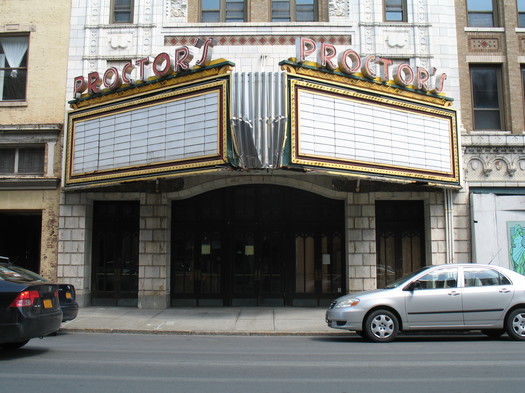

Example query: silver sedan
[326,263,525,342]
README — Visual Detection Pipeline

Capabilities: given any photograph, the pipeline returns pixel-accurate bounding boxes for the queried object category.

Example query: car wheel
[506,308,525,341]
[481,329,505,338]
[364,309,399,343]
[0,340,30,350]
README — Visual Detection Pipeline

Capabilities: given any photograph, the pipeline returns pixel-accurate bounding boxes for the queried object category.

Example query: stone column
[138,192,170,308]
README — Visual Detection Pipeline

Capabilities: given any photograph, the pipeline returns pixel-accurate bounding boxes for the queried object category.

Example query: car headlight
[334,298,360,308]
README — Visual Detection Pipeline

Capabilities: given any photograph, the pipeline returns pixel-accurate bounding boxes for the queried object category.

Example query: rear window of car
[0,264,46,283]
[463,267,511,287]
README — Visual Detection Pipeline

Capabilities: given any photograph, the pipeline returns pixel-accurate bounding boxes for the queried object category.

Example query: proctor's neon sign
[72,38,217,99]
[72,36,448,99]
[295,37,447,95]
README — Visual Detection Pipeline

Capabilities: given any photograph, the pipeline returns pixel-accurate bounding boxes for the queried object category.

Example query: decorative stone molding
[362,0,374,23]
[0,24,36,32]
[469,38,500,52]
[415,0,427,24]
[329,0,347,17]
[386,32,408,48]
[165,35,352,47]
[108,33,133,49]
[165,0,188,23]
[463,134,525,181]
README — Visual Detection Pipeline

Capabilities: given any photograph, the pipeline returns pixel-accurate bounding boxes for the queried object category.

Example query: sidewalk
[60,307,340,336]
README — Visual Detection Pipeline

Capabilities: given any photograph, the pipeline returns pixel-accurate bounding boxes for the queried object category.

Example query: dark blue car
[0,263,63,349]
[0,258,79,323]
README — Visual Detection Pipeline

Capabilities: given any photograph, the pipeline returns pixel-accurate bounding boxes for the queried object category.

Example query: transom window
[0,35,29,101]
[467,0,496,27]
[384,0,407,22]
[111,0,134,23]
[201,0,245,22]
[272,0,316,22]
[470,65,503,130]
[0,147,45,175]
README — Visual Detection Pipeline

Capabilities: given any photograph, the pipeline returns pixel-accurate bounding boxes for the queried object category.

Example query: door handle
[448,291,460,296]
[499,288,511,293]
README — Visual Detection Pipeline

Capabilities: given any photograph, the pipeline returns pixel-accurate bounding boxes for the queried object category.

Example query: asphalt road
[0,332,524,393]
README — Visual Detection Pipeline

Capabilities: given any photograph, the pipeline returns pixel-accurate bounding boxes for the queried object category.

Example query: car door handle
[448,291,460,296]
[499,288,511,293]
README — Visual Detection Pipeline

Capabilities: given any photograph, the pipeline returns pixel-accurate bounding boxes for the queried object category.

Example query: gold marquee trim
[69,59,234,110]
[288,78,460,185]
[281,60,453,108]
[66,79,230,187]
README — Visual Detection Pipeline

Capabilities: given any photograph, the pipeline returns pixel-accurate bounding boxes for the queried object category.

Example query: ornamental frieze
[463,135,525,181]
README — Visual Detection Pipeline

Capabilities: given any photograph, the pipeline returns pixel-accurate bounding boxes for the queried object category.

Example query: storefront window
[0,35,28,101]
[470,65,502,130]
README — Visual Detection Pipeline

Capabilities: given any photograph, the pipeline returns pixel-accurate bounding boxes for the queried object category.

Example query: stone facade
[61,0,466,307]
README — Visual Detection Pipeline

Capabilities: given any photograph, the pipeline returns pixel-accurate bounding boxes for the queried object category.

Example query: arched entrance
[171,185,345,306]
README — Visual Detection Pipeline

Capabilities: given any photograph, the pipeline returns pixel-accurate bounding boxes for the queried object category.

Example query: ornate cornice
[462,134,525,182]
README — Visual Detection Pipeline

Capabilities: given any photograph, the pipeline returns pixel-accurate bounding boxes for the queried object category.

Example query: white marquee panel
[72,91,219,175]
[298,90,453,174]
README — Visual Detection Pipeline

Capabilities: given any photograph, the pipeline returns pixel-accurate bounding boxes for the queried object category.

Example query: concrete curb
[59,327,344,336]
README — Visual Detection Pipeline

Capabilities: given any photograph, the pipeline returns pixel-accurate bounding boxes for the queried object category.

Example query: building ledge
[0,178,60,190]
[0,123,62,133]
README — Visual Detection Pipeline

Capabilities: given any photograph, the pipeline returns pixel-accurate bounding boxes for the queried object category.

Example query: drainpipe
[444,189,455,264]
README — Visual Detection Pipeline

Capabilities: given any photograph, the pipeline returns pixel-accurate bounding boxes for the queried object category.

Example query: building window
[518,0,525,27]
[467,0,496,27]
[111,0,134,23]
[470,65,502,130]
[384,0,407,22]
[0,147,45,175]
[201,0,245,22]
[522,66,525,122]
[272,0,316,22]
[0,35,29,101]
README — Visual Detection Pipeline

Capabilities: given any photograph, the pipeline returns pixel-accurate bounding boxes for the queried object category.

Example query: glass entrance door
[172,230,223,306]
[230,229,287,306]
[294,231,344,306]
[92,201,139,306]
[376,201,425,288]
[171,185,345,306]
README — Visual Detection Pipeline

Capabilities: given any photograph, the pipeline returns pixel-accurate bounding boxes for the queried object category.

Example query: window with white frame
[0,35,29,101]
[467,0,497,27]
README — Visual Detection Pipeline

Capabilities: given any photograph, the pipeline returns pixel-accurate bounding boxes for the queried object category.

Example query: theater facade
[59,1,466,308]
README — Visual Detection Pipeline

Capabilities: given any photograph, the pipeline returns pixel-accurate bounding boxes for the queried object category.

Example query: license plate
[65,292,72,299]
[43,299,53,309]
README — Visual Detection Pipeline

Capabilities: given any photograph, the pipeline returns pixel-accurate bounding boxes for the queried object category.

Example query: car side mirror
[406,281,422,291]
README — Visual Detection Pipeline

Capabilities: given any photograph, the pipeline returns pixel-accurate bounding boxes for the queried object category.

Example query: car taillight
[10,290,40,307]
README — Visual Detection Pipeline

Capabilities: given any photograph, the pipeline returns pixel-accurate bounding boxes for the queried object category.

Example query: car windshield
[384,266,432,289]
[0,263,47,283]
